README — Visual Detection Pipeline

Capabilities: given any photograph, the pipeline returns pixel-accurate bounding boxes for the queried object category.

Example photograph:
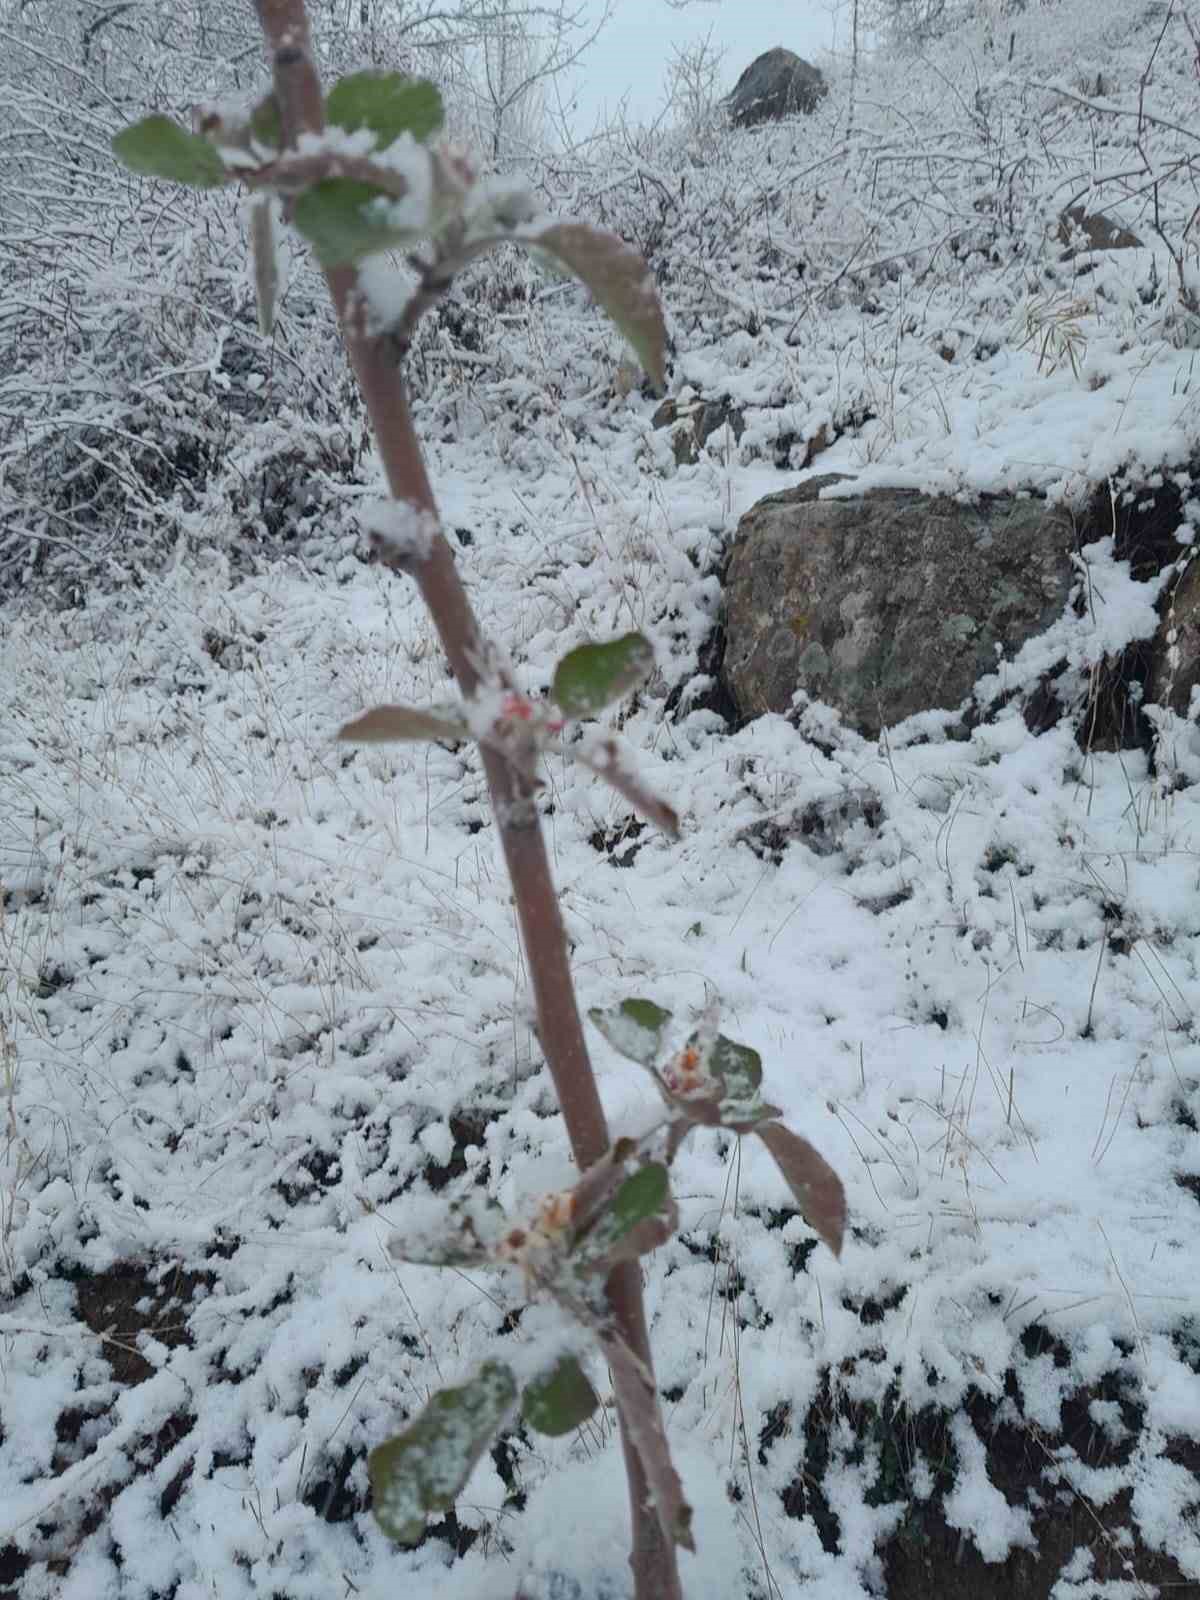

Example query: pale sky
[565,0,834,135]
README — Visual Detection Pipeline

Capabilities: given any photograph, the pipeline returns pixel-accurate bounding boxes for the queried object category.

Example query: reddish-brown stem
[252,5,682,1597]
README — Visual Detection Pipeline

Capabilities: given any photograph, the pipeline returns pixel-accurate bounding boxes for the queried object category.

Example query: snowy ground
[3,1,1200,1596]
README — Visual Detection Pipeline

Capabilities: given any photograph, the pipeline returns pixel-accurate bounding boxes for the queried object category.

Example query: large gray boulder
[721,477,1077,738]
[726,48,827,127]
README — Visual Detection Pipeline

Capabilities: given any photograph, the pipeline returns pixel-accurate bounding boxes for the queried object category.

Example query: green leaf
[326,71,444,148]
[579,1158,678,1267]
[522,1357,599,1436]
[532,222,667,391]
[369,1362,517,1545]
[112,116,227,188]
[657,1028,779,1131]
[756,1122,847,1258]
[293,178,424,267]
[706,1033,763,1094]
[588,998,672,1067]
[552,633,654,719]
[702,1032,779,1129]
[337,703,468,744]
[605,1165,671,1238]
[250,95,283,149]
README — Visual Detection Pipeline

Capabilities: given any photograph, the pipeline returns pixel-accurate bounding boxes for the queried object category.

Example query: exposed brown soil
[72,1256,212,1385]
[0,1256,212,1596]
[760,1351,1200,1599]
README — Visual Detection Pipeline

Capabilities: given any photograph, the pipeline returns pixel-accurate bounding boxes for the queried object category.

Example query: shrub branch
[251,3,682,1594]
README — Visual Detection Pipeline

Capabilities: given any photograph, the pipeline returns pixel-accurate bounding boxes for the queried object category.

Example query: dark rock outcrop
[726,48,827,128]
[1148,556,1200,716]
[721,476,1078,737]
[1056,205,1143,257]
[651,392,745,465]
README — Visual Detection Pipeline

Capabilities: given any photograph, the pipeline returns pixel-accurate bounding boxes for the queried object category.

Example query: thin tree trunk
[251,5,683,1595]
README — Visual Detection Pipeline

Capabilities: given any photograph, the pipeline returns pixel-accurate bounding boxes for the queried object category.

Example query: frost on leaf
[529,223,667,392]
[602,1327,695,1552]
[112,116,227,188]
[756,1121,847,1258]
[326,71,444,149]
[702,1033,781,1130]
[369,1361,517,1545]
[522,1356,599,1436]
[588,997,672,1067]
[707,1032,762,1095]
[607,1163,670,1234]
[293,161,432,266]
[652,1031,778,1131]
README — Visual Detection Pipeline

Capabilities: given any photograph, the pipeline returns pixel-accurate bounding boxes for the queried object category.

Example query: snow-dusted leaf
[575,737,680,838]
[559,1146,626,1237]
[755,1122,847,1258]
[704,1032,780,1128]
[293,179,422,266]
[574,1163,675,1269]
[336,704,468,744]
[250,198,277,337]
[588,998,672,1067]
[707,1032,763,1095]
[656,1030,779,1130]
[112,116,227,187]
[598,1201,678,1268]
[552,633,654,719]
[521,1357,599,1436]
[326,71,444,148]
[719,1096,782,1132]
[369,1362,517,1545]
[531,223,666,391]
[557,1135,664,1251]
[607,1163,671,1235]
